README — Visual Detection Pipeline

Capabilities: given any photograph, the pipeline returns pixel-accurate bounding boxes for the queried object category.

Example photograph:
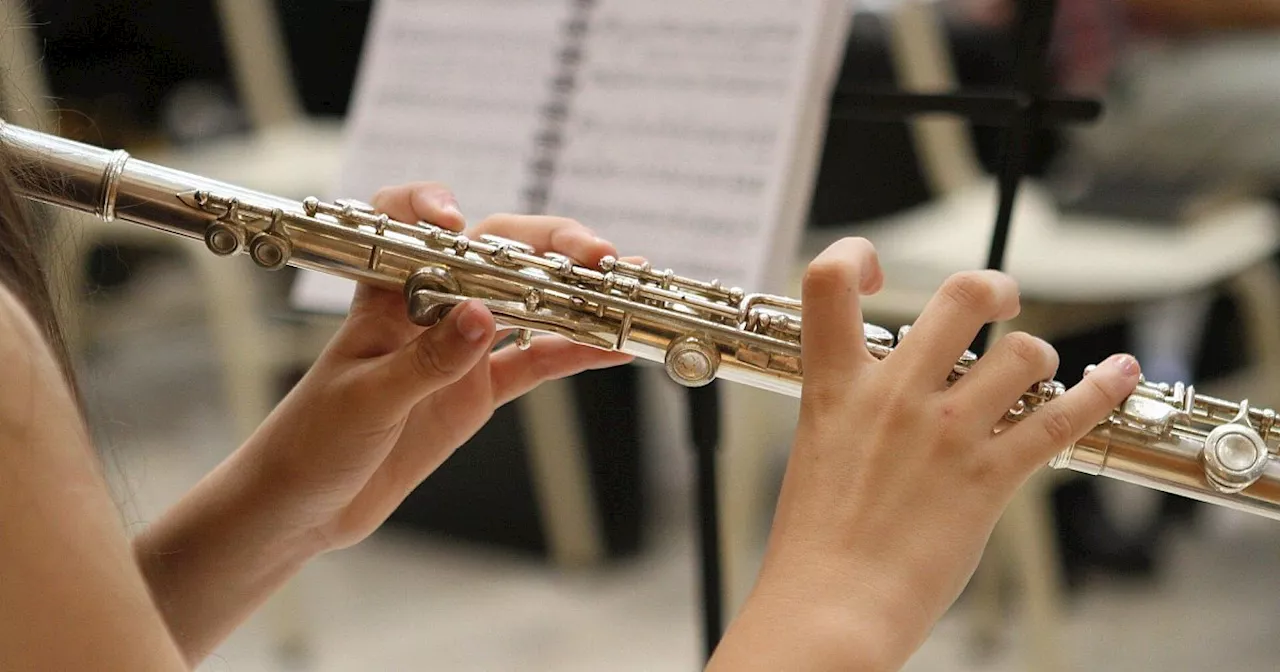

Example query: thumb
[380,299,495,407]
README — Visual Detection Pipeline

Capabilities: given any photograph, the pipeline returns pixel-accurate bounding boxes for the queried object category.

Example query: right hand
[712,238,1141,670]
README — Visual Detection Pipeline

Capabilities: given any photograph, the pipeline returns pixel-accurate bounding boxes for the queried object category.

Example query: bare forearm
[132,452,324,666]
[1125,0,1280,29]
[708,602,896,672]
[706,559,927,672]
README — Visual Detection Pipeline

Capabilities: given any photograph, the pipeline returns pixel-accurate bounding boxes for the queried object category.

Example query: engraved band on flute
[5,118,1280,522]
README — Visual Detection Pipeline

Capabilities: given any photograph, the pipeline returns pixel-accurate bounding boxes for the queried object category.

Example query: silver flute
[5,119,1280,521]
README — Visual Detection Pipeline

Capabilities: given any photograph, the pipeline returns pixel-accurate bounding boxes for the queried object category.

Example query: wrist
[132,448,327,663]
[731,548,932,671]
[712,594,895,671]
[132,456,326,599]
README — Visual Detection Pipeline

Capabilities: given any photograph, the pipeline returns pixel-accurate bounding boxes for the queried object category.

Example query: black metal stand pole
[685,0,1091,664]
[686,382,724,659]
[975,0,1058,353]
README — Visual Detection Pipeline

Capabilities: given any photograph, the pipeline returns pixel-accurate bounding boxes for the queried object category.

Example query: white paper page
[291,0,573,312]
[291,0,849,311]
[544,0,848,292]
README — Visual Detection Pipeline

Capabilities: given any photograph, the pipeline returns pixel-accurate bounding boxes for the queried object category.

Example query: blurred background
[5,0,1280,670]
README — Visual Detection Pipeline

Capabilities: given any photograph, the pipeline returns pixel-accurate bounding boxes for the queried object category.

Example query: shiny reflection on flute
[4,118,1279,522]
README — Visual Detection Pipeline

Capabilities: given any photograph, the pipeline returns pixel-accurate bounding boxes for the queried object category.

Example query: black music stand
[688,0,1102,660]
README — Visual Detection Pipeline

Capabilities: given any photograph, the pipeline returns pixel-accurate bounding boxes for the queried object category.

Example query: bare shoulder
[0,280,189,669]
[0,281,75,437]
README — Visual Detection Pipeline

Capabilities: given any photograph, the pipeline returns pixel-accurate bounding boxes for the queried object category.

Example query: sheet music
[292,0,574,311]
[545,0,847,291]
[291,0,849,312]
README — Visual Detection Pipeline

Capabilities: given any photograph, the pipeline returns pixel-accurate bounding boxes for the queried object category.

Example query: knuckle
[803,237,880,297]
[335,370,378,408]
[411,182,457,207]
[548,219,591,245]
[832,236,875,257]
[941,271,999,314]
[1081,372,1125,413]
[875,377,917,422]
[418,180,451,192]
[961,450,1003,486]
[802,257,858,298]
[934,399,965,432]
[413,335,457,380]
[370,185,395,209]
[1002,332,1056,372]
[800,379,851,415]
[801,380,842,409]
[470,212,512,234]
[1037,403,1077,446]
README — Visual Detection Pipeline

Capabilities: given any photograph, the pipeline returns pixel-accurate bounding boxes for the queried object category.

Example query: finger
[888,270,1020,386]
[488,337,634,407]
[328,284,424,359]
[376,299,496,410]
[799,237,883,395]
[992,352,1141,478]
[947,331,1059,426]
[337,362,495,541]
[370,182,466,231]
[470,214,617,267]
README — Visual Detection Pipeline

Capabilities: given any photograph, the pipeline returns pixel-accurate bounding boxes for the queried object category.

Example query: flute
[5,118,1280,521]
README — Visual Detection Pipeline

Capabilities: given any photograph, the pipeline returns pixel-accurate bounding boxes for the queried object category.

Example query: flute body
[5,119,1280,522]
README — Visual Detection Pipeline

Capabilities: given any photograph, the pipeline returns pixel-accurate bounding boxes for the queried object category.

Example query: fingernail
[454,301,489,342]
[1100,353,1140,377]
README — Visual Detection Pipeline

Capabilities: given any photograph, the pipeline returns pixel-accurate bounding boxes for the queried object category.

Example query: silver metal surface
[6,119,1280,522]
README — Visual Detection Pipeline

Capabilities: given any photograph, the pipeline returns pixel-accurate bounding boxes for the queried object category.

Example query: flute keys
[665,335,720,388]
[334,198,377,215]
[863,323,894,348]
[249,232,292,270]
[404,266,462,327]
[1201,401,1270,494]
[204,221,245,256]
[480,234,536,266]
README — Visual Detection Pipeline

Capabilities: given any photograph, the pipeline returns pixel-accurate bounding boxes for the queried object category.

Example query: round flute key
[404,266,462,327]
[863,323,894,348]
[204,221,245,256]
[1201,421,1270,493]
[665,335,720,387]
[249,232,292,271]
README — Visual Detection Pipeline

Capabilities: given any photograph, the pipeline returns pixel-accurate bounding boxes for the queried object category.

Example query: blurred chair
[720,2,1280,669]
[1,0,327,442]
[131,0,346,196]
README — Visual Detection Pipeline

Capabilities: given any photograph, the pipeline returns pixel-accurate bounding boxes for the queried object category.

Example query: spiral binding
[522,0,597,216]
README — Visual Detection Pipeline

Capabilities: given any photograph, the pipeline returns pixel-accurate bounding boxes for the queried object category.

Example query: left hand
[239,182,634,552]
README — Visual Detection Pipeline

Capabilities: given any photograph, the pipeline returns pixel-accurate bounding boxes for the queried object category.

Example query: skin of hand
[132,182,634,664]
[706,238,1142,671]
[247,184,635,550]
